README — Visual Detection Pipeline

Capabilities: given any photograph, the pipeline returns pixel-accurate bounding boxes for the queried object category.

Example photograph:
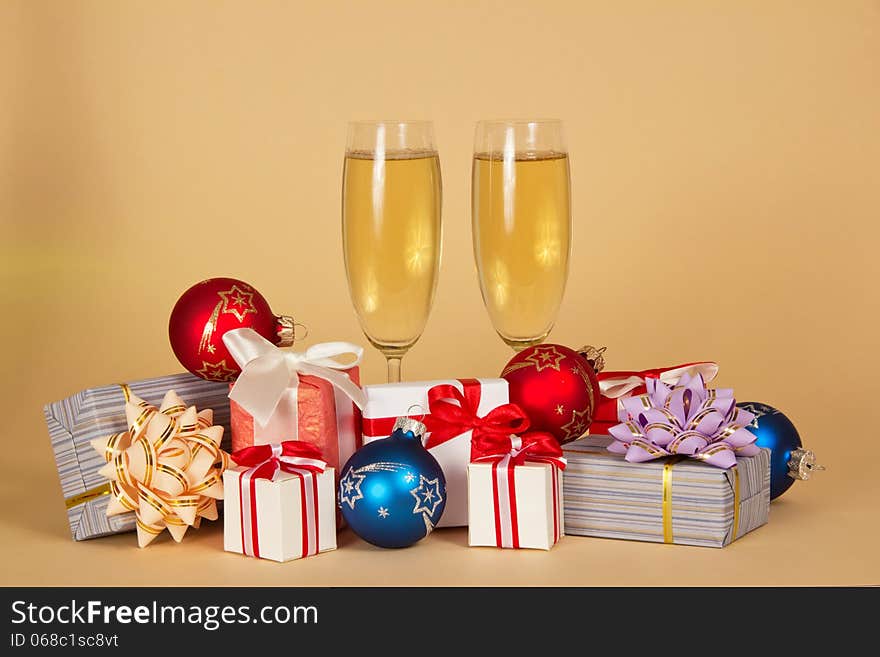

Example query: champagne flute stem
[386,356,402,383]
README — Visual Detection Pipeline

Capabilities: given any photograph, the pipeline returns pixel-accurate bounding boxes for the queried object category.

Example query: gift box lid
[362,377,508,420]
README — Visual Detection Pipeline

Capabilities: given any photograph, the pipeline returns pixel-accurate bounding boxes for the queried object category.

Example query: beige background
[1,1,878,585]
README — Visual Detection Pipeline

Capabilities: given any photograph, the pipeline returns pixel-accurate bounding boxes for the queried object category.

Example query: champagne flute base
[501,335,550,352]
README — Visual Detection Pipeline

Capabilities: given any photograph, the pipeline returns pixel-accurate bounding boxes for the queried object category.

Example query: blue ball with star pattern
[338,417,446,548]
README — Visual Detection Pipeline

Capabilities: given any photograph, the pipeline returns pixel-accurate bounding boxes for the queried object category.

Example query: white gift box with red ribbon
[361,378,511,528]
[467,464,564,550]
[467,433,565,550]
[223,464,336,563]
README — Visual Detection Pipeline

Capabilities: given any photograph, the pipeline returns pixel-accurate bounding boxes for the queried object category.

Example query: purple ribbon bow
[607,373,760,469]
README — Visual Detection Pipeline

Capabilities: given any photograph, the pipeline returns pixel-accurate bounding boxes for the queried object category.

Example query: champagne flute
[471,119,571,351]
[342,121,442,382]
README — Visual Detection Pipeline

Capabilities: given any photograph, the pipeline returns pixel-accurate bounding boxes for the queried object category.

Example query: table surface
[2,433,875,587]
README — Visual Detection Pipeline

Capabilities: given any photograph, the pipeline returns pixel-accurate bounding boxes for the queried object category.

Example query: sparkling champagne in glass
[472,119,571,351]
[342,121,442,382]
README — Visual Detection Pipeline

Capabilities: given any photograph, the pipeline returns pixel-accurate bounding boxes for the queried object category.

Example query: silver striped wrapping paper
[43,373,232,541]
[562,436,770,548]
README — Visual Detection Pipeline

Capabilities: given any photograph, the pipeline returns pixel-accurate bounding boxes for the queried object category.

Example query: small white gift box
[468,459,564,551]
[224,465,336,562]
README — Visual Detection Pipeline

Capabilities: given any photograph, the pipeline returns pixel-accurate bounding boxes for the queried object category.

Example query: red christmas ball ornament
[501,344,600,445]
[169,277,295,382]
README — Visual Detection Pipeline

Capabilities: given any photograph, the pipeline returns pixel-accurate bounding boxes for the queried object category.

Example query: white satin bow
[598,362,720,400]
[223,328,366,436]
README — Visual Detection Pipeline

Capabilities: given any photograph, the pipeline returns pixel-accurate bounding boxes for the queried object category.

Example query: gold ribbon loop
[110,480,138,512]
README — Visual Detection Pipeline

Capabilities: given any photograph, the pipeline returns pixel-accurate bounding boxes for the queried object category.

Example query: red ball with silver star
[168,277,295,382]
[500,343,600,445]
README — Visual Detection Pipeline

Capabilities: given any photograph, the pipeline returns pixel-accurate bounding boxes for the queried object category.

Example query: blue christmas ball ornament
[338,416,446,548]
[737,402,824,501]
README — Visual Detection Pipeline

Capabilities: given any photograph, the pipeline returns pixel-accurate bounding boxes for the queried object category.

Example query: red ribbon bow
[231,440,327,481]
[425,383,530,450]
[471,431,567,470]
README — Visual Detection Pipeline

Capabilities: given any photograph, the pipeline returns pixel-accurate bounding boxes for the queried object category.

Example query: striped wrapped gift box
[562,436,770,548]
[44,373,232,541]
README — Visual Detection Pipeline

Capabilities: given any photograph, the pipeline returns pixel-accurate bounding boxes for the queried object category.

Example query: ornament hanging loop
[277,318,309,347]
[293,322,309,342]
[394,405,427,439]
[406,404,426,424]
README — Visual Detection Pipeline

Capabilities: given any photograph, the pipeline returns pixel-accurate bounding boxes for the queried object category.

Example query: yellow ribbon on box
[732,466,740,541]
[64,483,111,509]
[661,457,740,544]
[88,386,228,547]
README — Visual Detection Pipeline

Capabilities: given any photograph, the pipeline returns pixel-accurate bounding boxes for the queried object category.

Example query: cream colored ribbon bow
[223,328,366,438]
[90,390,228,547]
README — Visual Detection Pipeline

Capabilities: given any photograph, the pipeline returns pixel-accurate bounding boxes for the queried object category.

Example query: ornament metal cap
[393,416,427,439]
[578,345,607,373]
[788,448,825,481]
[276,315,296,347]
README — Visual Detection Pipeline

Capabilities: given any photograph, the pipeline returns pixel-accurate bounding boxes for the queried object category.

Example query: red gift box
[223,329,365,475]
[230,367,361,474]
